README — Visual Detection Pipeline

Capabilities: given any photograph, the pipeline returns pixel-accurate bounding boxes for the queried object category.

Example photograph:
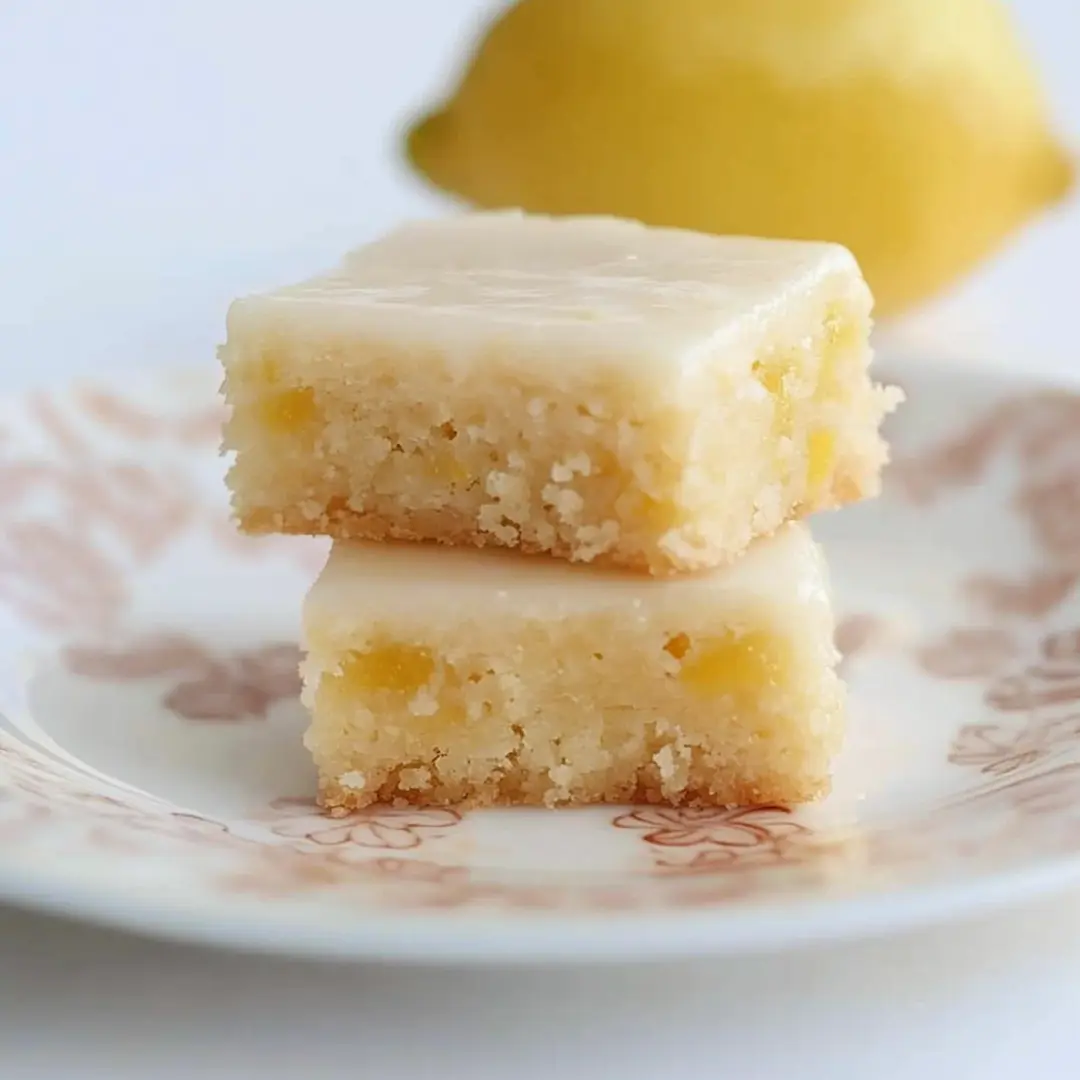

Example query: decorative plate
[3,359,1080,964]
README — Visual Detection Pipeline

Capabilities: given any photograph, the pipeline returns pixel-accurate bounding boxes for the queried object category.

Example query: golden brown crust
[238,465,872,577]
[241,503,612,565]
[317,762,830,813]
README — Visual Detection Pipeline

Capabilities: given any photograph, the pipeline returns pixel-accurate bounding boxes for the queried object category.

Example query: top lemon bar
[221,212,900,575]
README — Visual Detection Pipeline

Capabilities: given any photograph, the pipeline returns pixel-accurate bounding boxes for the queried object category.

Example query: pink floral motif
[671,840,828,876]
[173,405,229,446]
[73,463,193,561]
[613,805,811,870]
[0,738,250,855]
[0,520,127,632]
[0,739,134,812]
[30,394,90,457]
[369,857,470,886]
[970,762,1080,818]
[1,456,192,561]
[1017,469,1080,562]
[892,408,1007,503]
[263,797,462,851]
[224,848,639,912]
[416,880,565,911]
[85,811,249,855]
[986,676,1079,713]
[164,645,301,721]
[65,634,207,679]
[895,391,1080,506]
[834,612,891,675]
[941,627,1080,838]
[916,628,1020,681]
[0,736,261,857]
[64,635,301,721]
[665,874,764,905]
[894,393,1080,635]
[74,388,225,447]
[964,569,1080,619]
[226,847,361,898]
[74,389,163,440]
[949,722,1063,775]
[985,628,1080,712]
[0,388,213,633]
[1042,629,1080,661]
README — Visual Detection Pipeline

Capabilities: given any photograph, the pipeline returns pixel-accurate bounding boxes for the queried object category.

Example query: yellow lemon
[406,0,1073,316]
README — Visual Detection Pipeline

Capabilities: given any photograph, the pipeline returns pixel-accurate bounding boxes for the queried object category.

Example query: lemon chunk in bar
[222,211,900,575]
[301,522,844,810]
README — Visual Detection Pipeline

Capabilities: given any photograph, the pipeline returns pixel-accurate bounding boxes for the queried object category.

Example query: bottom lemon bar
[301,523,844,810]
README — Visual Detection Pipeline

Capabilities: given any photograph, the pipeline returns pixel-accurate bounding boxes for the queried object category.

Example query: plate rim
[4,851,1080,965]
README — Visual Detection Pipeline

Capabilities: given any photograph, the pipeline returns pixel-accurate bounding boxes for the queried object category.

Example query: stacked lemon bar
[221,212,900,810]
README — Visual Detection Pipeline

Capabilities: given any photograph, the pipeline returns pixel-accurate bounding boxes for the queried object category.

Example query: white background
[0,2,1079,1076]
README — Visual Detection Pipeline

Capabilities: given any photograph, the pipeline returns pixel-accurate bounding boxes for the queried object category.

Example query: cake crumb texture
[221,213,900,575]
[301,524,844,810]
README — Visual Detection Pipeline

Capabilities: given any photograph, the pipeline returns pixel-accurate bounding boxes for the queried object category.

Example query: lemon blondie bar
[222,212,900,575]
[301,523,844,810]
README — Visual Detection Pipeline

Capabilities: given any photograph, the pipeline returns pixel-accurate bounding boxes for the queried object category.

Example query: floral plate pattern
[3,361,1080,963]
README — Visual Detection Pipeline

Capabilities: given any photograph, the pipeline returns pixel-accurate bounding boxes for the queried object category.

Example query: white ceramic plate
[3,359,1080,964]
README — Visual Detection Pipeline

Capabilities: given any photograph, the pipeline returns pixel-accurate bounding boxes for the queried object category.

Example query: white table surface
[1,2,1079,1076]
